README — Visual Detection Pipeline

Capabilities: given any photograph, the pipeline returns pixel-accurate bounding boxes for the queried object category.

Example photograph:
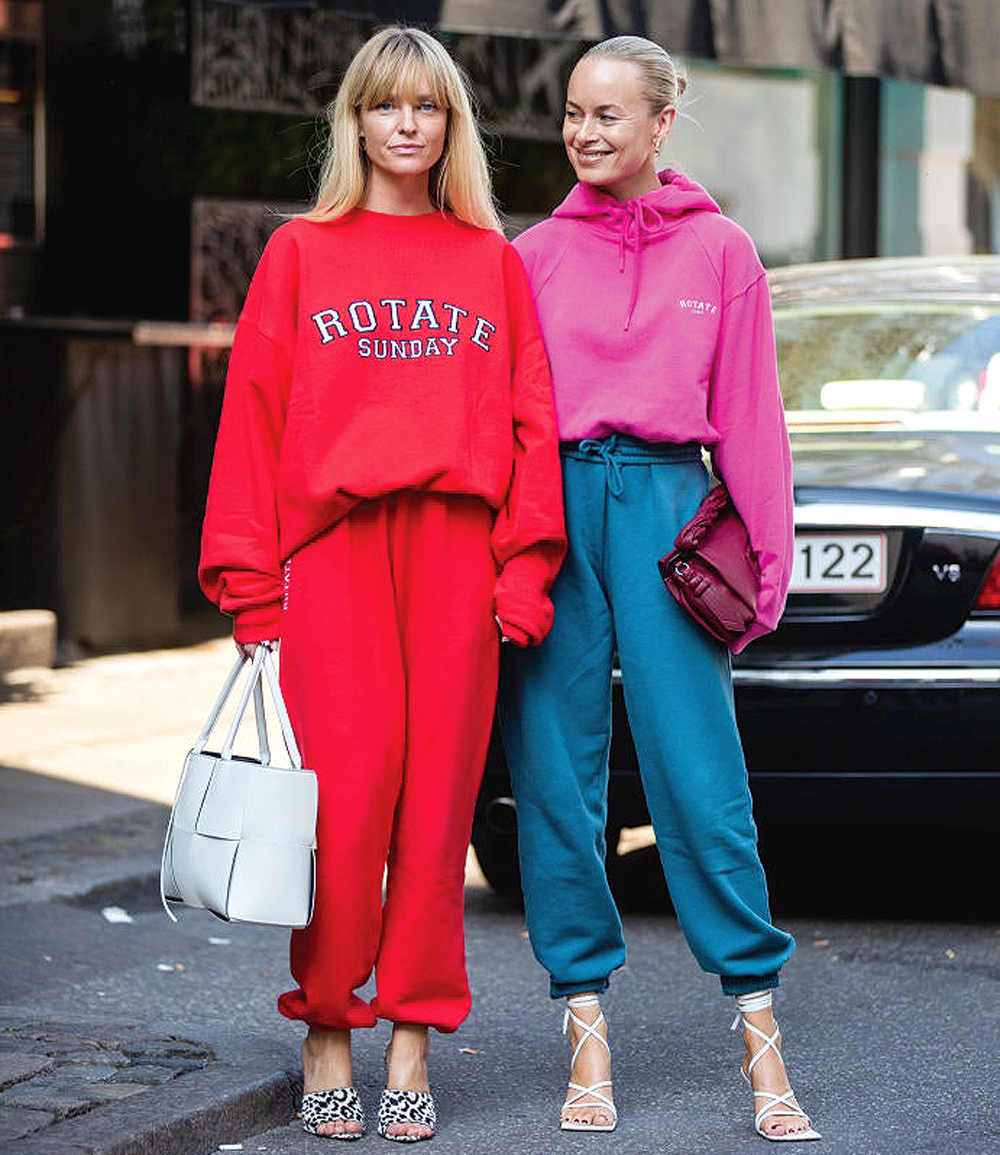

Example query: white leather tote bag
[160,644,317,927]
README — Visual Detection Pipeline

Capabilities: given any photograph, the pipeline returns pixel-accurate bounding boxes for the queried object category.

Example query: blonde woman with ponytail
[500,35,820,1142]
[199,25,565,1143]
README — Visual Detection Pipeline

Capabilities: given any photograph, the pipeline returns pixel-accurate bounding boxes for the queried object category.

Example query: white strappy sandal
[560,994,617,1132]
[732,995,820,1142]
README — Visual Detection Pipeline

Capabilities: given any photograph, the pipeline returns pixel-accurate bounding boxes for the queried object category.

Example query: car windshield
[774,303,1000,430]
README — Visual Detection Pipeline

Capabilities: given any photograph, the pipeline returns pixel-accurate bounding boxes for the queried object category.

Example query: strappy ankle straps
[737,1015,783,1084]
[563,995,609,1059]
[734,989,773,1015]
[563,993,602,1031]
[730,989,773,1035]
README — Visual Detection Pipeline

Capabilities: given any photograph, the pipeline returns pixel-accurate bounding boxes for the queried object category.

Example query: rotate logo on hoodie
[310,296,496,359]
[677,298,718,316]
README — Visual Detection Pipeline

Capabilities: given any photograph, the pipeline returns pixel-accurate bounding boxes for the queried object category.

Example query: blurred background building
[2,0,998,650]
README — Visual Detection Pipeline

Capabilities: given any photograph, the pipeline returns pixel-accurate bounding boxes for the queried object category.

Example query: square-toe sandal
[733,1012,821,1142]
[560,994,617,1132]
[300,1087,366,1140]
[377,1088,437,1143]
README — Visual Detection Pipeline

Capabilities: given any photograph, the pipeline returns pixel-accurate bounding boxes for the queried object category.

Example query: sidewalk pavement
[0,633,243,812]
[0,635,308,1154]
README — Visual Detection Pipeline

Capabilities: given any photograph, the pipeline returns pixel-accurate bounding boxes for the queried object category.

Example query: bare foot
[561,994,616,1129]
[302,1027,361,1138]
[740,1008,815,1138]
[384,1023,434,1140]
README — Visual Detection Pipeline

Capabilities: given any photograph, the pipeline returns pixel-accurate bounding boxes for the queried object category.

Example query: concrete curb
[0,612,56,675]
[0,1016,300,1155]
[0,796,169,909]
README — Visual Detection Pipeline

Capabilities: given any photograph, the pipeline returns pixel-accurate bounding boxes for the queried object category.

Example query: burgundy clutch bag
[657,485,761,646]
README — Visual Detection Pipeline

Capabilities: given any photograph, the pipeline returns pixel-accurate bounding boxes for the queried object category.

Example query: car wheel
[604,822,674,912]
[471,794,521,898]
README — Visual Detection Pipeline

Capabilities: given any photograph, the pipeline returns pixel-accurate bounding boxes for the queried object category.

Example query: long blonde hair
[303,26,501,232]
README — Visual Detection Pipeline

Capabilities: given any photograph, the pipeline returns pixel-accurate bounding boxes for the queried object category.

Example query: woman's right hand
[235,639,279,660]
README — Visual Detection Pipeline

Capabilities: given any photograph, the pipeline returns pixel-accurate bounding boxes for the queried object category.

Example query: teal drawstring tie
[561,435,702,496]
[577,435,625,497]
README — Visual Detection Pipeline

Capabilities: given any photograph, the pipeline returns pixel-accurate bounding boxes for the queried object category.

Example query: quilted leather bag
[657,485,761,646]
[160,644,317,927]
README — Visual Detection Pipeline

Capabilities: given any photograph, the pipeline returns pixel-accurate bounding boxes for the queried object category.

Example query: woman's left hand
[495,616,531,647]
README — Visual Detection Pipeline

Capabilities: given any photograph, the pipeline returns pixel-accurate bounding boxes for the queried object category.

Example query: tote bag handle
[190,644,302,769]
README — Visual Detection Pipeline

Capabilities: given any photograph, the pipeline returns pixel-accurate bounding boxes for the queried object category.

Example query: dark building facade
[2,0,998,647]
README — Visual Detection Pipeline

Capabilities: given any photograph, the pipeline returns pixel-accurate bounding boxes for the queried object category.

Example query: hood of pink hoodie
[551,170,721,330]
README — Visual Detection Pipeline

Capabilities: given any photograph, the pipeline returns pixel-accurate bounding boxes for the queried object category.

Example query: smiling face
[563,55,675,201]
[358,68,449,201]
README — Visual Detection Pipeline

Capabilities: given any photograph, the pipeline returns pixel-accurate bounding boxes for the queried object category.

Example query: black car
[473,256,1000,900]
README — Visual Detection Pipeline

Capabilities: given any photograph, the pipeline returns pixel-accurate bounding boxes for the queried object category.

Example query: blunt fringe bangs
[356,36,450,112]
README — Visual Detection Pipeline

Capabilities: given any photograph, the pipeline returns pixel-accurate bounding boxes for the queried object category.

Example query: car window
[775,304,1000,428]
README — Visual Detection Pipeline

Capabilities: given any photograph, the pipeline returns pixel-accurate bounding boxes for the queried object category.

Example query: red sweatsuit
[199,209,565,1031]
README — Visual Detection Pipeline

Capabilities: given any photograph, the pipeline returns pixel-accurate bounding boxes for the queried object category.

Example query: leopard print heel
[376,1088,437,1142]
[300,1087,365,1140]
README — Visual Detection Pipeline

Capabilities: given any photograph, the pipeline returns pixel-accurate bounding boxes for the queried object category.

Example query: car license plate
[790,532,887,592]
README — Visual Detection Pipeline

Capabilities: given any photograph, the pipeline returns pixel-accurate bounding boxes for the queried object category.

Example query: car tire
[471,795,521,898]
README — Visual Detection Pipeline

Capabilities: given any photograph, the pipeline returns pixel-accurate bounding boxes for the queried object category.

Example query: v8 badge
[931,563,962,583]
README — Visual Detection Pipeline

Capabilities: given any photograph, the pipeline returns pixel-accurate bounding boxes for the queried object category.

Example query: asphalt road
[0,861,995,1155]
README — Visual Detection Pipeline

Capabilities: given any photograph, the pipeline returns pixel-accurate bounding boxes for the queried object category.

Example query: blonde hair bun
[582,35,687,114]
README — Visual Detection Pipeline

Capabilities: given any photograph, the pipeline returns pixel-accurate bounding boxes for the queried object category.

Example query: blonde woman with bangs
[306,26,499,230]
[199,24,565,1144]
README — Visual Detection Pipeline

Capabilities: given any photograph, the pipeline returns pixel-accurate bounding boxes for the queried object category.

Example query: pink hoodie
[513,170,793,649]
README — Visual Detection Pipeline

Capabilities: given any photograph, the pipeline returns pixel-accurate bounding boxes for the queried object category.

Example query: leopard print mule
[376,1088,437,1142]
[300,1087,365,1140]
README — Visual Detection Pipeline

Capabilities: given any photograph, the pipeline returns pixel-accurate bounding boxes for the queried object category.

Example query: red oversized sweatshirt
[199,210,567,645]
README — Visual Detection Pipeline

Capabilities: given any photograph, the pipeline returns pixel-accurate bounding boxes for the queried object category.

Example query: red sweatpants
[276,492,499,1032]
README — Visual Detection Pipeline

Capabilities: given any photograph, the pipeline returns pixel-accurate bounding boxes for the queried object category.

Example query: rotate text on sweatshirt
[311,295,497,359]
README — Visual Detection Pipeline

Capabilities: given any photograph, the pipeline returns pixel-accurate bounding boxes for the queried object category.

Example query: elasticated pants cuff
[721,973,781,997]
[550,977,611,999]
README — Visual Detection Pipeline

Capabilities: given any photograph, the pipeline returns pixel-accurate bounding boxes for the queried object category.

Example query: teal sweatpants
[499,435,794,998]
